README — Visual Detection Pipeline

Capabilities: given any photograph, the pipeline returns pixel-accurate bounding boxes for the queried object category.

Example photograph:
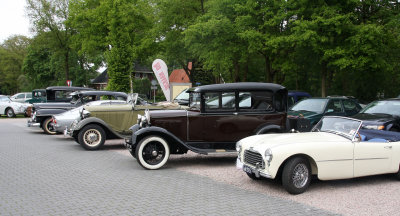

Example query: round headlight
[81,110,90,119]
[265,148,273,163]
[236,142,242,152]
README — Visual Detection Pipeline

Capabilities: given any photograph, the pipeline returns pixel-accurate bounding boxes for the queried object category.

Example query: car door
[353,140,393,177]
[0,97,8,114]
[200,92,241,142]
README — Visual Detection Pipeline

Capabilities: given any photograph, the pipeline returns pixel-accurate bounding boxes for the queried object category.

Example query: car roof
[288,91,311,97]
[46,86,94,91]
[187,82,286,93]
[70,91,128,97]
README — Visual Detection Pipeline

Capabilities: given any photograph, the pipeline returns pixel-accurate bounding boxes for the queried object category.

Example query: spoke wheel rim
[292,163,309,188]
[83,129,101,147]
[142,141,165,165]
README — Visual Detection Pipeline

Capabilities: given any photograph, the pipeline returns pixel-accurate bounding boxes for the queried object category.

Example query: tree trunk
[233,60,240,82]
[65,49,70,82]
[321,63,327,97]
[243,60,248,82]
[265,55,271,82]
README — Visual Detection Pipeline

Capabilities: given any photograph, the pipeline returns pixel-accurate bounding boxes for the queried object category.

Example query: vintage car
[352,98,400,132]
[25,86,94,116]
[125,82,291,170]
[236,116,400,194]
[28,91,127,134]
[288,96,362,128]
[51,100,127,134]
[0,96,31,117]
[67,94,182,150]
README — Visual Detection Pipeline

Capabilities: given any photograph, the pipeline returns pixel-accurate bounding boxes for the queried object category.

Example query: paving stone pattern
[0,119,338,216]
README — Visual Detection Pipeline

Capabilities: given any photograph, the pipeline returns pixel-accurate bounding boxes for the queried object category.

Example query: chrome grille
[244,150,264,168]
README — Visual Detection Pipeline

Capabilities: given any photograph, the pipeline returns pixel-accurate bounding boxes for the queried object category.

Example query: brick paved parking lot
[1,118,399,215]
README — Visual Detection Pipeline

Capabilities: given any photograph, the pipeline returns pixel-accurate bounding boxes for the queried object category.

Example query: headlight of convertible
[236,142,242,160]
[264,148,273,165]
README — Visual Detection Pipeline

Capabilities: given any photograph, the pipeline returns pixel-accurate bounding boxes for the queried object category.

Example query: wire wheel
[78,124,106,150]
[83,129,102,147]
[135,136,170,170]
[292,163,309,188]
[282,157,311,194]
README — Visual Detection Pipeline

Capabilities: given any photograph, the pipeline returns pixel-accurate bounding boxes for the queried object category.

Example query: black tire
[246,172,261,180]
[135,135,170,170]
[78,124,106,150]
[73,135,79,143]
[396,165,400,179]
[129,149,136,158]
[282,157,311,194]
[43,118,57,135]
[6,108,15,118]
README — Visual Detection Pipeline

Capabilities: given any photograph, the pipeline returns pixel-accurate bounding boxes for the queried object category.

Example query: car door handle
[384,146,392,149]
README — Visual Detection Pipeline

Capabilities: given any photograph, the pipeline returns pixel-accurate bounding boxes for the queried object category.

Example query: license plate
[243,165,253,175]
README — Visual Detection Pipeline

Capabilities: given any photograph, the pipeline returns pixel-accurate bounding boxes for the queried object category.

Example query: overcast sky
[0,0,31,43]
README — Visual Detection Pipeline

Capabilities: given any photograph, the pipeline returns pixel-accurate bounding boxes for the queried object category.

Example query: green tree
[153,0,207,83]
[0,35,30,94]
[68,0,155,92]
[185,0,249,82]
[27,0,73,82]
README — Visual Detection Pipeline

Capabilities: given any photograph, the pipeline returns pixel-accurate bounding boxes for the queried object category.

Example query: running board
[187,147,237,155]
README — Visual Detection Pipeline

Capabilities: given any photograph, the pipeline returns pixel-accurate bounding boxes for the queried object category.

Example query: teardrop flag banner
[152,59,170,101]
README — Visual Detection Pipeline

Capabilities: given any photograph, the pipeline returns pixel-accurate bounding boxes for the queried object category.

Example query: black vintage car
[353,98,400,132]
[27,91,127,134]
[25,86,94,116]
[125,82,293,170]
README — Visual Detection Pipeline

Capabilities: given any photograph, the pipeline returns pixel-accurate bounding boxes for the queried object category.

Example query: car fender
[133,126,188,151]
[36,109,68,117]
[73,117,122,139]
[255,124,283,135]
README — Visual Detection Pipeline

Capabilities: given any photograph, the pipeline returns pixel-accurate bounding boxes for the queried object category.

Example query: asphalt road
[1,118,399,215]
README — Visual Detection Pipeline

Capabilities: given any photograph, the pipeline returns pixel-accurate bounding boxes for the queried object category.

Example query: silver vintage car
[51,100,127,134]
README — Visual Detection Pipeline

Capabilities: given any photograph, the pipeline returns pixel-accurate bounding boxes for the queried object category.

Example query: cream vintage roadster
[236,116,400,194]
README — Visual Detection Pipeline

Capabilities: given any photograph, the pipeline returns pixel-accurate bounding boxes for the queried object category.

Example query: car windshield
[290,98,328,113]
[189,92,201,110]
[360,100,400,116]
[70,95,82,104]
[175,89,189,100]
[312,116,362,140]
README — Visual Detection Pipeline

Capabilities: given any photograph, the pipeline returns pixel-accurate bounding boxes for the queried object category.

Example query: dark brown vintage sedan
[125,82,288,169]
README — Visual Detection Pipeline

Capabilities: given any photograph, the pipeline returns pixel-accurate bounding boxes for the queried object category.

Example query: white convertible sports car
[0,96,31,117]
[236,116,400,194]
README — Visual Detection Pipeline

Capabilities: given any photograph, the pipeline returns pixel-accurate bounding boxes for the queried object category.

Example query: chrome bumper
[236,158,272,179]
[63,128,72,137]
[27,120,40,127]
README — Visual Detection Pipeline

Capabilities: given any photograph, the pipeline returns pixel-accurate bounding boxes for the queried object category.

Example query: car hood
[239,132,349,153]
[149,109,188,118]
[34,102,75,109]
[353,113,398,124]
[288,110,322,120]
